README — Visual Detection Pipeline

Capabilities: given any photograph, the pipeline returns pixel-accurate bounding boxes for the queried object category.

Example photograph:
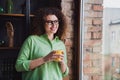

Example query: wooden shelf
[0,13,34,17]
[0,47,20,50]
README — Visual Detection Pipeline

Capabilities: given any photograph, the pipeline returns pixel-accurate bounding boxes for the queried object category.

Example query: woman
[15,7,69,80]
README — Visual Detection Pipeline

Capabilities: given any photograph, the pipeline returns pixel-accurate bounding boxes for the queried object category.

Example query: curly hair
[31,7,67,40]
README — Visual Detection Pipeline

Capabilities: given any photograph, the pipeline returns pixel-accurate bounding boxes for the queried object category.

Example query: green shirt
[15,34,69,80]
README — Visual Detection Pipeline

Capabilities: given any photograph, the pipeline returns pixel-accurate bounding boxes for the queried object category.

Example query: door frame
[74,0,83,80]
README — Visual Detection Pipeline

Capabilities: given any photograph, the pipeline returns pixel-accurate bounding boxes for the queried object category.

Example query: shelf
[0,47,20,50]
[0,13,34,17]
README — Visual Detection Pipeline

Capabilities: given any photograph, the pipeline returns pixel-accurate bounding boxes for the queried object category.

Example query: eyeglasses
[45,20,59,25]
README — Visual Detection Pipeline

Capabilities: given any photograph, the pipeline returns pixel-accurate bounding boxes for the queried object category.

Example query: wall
[61,0,75,80]
[83,0,103,80]
[61,0,103,80]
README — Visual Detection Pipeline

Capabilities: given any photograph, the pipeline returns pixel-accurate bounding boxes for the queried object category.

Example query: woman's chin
[51,31,57,34]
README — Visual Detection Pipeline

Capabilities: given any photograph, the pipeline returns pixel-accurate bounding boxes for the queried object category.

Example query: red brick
[85,11,103,18]
[93,46,102,53]
[65,39,73,46]
[84,40,101,47]
[84,32,92,40]
[66,31,73,38]
[84,53,102,60]
[84,47,93,53]
[85,18,93,25]
[92,19,102,25]
[92,31,102,39]
[85,0,103,4]
[83,67,101,74]
[92,59,102,67]
[66,47,73,53]
[84,3,92,11]
[92,4,103,11]
[83,0,103,79]
[83,60,92,68]
[88,26,102,32]
[92,75,102,80]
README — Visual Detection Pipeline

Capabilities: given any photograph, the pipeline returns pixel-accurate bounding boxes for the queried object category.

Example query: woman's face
[44,15,59,35]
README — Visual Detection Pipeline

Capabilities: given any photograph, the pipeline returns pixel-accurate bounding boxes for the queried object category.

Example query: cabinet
[0,0,32,80]
[0,0,61,80]
[0,8,28,80]
[0,15,25,80]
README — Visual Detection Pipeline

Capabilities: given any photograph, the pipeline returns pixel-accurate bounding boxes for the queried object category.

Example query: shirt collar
[42,34,59,41]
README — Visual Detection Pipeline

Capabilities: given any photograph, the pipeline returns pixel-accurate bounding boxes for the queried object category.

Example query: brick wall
[83,0,103,80]
[61,0,74,80]
[61,0,103,80]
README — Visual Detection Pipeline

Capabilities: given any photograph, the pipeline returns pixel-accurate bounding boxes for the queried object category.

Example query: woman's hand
[43,50,64,62]
[43,50,66,73]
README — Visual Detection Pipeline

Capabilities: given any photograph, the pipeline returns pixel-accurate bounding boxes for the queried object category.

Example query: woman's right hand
[43,50,64,62]
[43,50,56,62]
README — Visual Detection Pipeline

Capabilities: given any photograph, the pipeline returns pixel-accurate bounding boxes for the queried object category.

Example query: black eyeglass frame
[44,20,59,25]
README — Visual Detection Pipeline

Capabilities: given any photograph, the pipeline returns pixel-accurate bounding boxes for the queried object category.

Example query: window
[80,0,120,80]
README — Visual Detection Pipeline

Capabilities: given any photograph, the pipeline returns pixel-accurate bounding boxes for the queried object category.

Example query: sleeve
[62,43,69,77]
[15,36,32,72]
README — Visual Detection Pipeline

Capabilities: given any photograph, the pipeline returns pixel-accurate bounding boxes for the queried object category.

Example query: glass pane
[103,0,120,80]
[82,0,120,80]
